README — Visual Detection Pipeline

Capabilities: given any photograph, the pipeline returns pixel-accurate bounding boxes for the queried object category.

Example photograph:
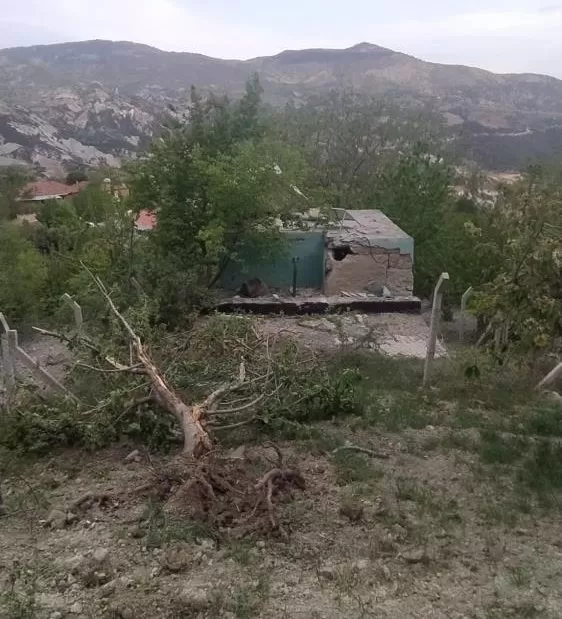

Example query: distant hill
[1,39,562,174]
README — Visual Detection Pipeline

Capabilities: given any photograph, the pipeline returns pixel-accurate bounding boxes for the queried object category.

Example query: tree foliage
[129,76,307,321]
[472,170,562,350]
[0,166,30,220]
[0,223,47,324]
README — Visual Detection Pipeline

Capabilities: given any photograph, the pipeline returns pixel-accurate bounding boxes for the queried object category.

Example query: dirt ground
[1,421,561,619]
[1,316,560,619]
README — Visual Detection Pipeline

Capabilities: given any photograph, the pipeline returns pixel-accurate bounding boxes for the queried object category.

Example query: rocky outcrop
[2,40,562,172]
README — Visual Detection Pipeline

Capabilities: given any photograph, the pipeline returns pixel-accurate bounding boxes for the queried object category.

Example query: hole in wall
[332,245,352,261]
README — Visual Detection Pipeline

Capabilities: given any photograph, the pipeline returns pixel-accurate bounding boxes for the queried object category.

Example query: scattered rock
[339,501,364,523]
[227,445,246,460]
[318,565,336,580]
[93,548,110,564]
[352,559,370,571]
[401,548,426,564]
[108,602,134,619]
[64,554,86,574]
[46,509,67,529]
[119,576,135,588]
[124,449,141,463]
[100,579,116,597]
[180,586,210,611]
[69,602,83,614]
[50,613,63,619]
[162,543,191,572]
[128,524,146,538]
[197,538,216,552]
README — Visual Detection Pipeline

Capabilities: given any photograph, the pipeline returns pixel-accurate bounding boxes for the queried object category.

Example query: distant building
[222,208,415,298]
[134,209,157,231]
[20,180,88,204]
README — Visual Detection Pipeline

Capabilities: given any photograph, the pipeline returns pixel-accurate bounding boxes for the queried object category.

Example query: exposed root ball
[152,448,306,539]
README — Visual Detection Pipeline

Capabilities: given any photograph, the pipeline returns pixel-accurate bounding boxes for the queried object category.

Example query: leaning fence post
[61,293,83,335]
[459,286,473,343]
[0,313,14,404]
[423,272,449,387]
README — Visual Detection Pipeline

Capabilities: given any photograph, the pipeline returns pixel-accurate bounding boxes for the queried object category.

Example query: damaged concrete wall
[324,244,413,296]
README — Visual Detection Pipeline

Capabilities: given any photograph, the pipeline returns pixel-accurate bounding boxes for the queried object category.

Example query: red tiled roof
[135,209,157,231]
[22,180,88,200]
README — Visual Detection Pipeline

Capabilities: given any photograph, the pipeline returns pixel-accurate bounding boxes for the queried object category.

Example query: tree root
[152,446,305,539]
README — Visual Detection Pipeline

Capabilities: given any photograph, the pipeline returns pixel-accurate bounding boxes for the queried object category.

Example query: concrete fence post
[423,272,449,387]
[459,286,474,343]
[61,293,83,335]
[0,313,14,405]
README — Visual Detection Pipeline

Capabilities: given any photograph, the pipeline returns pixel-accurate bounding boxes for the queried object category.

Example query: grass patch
[333,450,384,486]
[341,352,421,394]
[229,577,270,618]
[395,477,445,516]
[508,565,532,588]
[363,392,435,431]
[478,429,528,465]
[523,406,562,437]
[518,439,562,500]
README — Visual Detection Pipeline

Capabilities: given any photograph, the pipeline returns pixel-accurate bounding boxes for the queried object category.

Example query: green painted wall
[221,230,325,292]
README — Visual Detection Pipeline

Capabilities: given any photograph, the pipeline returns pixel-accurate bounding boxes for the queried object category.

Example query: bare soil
[1,426,560,619]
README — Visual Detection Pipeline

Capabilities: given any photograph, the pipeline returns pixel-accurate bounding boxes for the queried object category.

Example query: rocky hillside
[2,40,562,173]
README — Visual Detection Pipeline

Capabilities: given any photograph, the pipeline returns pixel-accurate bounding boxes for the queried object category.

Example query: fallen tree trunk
[82,265,256,457]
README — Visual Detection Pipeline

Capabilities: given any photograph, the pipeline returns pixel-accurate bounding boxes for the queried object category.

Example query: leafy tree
[0,166,30,220]
[0,223,47,324]
[275,89,444,210]
[471,169,562,350]
[65,169,88,185]
[374,145,479,298]
[129,77,306,322]
[72,184,116,223]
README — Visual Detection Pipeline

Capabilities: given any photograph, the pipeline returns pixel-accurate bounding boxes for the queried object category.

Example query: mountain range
[1,39,562,175]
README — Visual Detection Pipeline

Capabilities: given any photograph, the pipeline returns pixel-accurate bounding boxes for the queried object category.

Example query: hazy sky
[0,0,561,77]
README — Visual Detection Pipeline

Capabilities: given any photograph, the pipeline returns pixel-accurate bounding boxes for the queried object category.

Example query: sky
[0,0,561,77]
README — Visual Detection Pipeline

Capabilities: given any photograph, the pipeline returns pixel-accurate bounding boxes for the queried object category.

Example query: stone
[69,602,83,614]
[353,559,370,571]
[47,509,67,529]
[108,602,134,619]
[119,576,135,588]
[50,613,63,619]
[365,281,385,296]
[93,548,110,564]
[124,449,141,463]
[401,548,426,564]
[318,565,336,580]
[66,511,78,525]
[128,524,145,538]
[180,586,210,611]
[162,544,191,572]
[100,580,116,597]
[64,554,86,574]
[226,445,246,460]
[197,538,216,552]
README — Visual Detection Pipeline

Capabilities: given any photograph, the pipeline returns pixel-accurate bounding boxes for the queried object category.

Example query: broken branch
[332,442,389,459]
